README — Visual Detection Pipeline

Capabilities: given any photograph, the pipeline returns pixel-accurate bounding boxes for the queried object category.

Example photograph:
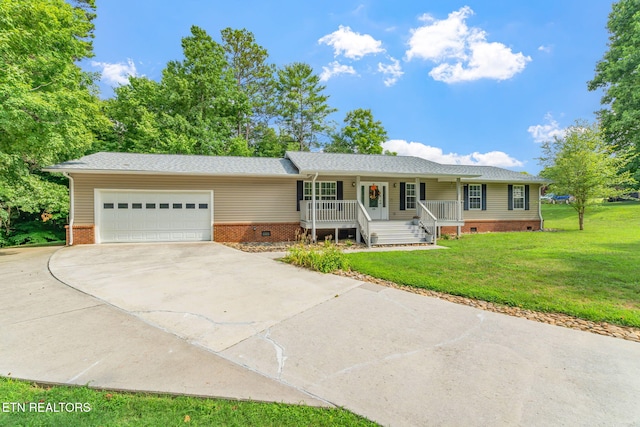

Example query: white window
[513,185,525,210]
[405,183,416,209]
[304,181,337,200]
[468,184,482,210]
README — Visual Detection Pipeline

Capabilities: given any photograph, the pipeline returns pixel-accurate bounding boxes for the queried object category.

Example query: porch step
[369,221,433,245]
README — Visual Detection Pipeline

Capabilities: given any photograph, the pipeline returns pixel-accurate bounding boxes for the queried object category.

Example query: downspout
[63,172,74,246]
[539,185,544,231]
[311,172,318,243]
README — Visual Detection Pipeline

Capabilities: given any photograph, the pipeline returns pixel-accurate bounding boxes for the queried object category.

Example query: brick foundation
[214,222,302,243]
[441,220,542,235]
[65,225,95,245]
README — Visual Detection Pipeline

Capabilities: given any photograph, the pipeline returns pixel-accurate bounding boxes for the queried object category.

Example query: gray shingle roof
[285,151,476,178]
[44,151,548,183]
[447,165,550,183]
[44,152,300,176]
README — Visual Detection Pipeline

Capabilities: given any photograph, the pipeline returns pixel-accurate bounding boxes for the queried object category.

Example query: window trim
[468,184,482,210]
[512,184,525,210]
[303,181,337,201]
[405,183,416,210]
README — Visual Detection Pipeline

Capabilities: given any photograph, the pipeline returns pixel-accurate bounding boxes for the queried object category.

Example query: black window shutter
[481,184,487,211]
[508,185,513,211]
[336,181,343,200]
[420,182,426,201]
[525,185,530,210]
[399,182,406,210]
[463,185,469,211]
[296,180,303,211]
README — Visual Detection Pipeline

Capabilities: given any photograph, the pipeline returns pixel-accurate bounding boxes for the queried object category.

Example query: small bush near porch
[346,202,640,328]
[284,238,350,273]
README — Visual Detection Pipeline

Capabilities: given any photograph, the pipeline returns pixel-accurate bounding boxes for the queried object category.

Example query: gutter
[62,172,74,246]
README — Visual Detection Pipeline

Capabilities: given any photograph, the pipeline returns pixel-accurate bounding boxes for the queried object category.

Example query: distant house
[44,151,548,246]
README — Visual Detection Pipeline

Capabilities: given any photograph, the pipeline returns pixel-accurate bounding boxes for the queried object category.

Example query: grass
[346,202,640,327]
[0,378,377,427]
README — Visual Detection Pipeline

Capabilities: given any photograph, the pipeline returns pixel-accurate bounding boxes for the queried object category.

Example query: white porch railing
[421,200,463,223]
[356,200,372,247]
[417,201,438,245]
[300,200,358,223]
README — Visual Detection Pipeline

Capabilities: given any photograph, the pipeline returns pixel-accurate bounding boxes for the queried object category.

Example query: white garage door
[98,191,213,243]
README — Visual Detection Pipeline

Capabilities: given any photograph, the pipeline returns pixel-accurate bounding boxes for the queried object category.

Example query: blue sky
[88,1,614,174]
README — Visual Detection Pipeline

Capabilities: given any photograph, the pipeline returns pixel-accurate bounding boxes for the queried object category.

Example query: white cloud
[406,8,471,62]
[527,113,566,143]
[91,59,137,86]
[538,45,552,53]
[319,61,357,81]
[406,6,531,83]
[377,57,404,86]
[318,25,385,59]
[382,139,524,168]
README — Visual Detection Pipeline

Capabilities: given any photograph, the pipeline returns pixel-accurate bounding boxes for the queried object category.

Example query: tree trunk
[578,208,584,230]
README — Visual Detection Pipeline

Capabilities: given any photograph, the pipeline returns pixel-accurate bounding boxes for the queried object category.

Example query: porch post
[456,178,462,237]
[415,177,420,215]
[355,176,361,243]
[312,172,318,243]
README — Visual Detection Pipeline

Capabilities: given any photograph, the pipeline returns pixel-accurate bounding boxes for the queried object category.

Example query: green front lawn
[0,378,376,427]
[347,202,640,327]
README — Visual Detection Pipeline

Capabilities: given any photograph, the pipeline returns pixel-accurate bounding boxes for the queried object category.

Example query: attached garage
[96,190,213,243]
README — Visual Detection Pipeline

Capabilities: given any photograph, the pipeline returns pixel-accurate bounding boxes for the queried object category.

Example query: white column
[355,176,361,243]
[456,178,462,236]
[311,173,318,243]
[415,177,421,215]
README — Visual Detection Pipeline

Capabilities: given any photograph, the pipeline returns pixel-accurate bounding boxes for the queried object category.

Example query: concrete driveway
[3,243,640,426]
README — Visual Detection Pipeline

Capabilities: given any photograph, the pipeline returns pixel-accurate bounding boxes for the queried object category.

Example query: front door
[359,182,389,220]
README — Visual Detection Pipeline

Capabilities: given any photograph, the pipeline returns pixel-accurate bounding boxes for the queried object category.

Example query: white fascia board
[42,169,304,178]
[296,169,480,179]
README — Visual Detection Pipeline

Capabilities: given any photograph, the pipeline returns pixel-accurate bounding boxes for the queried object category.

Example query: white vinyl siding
[72,174,300,225]
[462,183,541,221]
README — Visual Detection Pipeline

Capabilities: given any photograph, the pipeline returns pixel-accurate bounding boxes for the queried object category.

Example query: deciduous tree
[539,121,635,230]
[101,26,250,156]
[162,26,249,154]
[0,0,107,244]
[588,0,640,185]
[325,108,388,154]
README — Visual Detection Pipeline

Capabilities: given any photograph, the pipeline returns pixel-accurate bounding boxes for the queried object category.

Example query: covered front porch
[300,198,464,247]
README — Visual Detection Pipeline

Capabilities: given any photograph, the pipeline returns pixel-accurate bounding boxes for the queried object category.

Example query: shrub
[284,239,349,273]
